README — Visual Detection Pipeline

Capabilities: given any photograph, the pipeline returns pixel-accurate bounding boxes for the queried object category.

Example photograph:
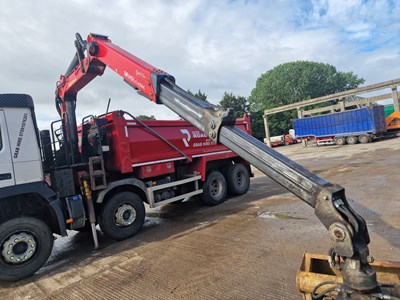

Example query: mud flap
[49,199,67,236]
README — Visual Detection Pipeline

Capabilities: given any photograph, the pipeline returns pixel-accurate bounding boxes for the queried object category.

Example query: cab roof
[0,94,34,109]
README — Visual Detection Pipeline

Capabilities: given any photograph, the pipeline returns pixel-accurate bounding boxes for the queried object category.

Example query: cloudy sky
[1,0,399,129]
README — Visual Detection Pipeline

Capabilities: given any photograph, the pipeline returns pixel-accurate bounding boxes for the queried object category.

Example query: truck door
[0,110,15,187]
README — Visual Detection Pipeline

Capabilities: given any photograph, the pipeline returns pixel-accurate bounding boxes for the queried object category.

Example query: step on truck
[0,33,398,299]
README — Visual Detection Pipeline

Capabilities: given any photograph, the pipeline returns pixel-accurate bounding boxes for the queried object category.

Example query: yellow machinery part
[296,252,400,300]
[386,112,400,130]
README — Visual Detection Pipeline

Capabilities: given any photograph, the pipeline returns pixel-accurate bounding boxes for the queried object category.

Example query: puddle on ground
[257,211,305,220]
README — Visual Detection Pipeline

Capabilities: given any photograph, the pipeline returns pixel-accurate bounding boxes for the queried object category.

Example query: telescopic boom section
[57,33,393,297]
[159,82,384,296]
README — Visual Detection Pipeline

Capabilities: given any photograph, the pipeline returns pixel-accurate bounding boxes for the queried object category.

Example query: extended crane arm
[56,33,396,298]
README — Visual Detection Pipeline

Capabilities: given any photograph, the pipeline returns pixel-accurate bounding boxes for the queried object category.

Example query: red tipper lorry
[77,110,253,209]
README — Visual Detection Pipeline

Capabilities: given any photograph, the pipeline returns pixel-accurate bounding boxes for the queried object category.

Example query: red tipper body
[97,112,252,181]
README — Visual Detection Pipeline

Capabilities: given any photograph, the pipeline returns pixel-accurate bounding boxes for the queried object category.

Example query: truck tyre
[358,135,370,144]
[201,171,227,206]
[334,137,346,145]
[0,217,53,282]
[226,163,250,196]
[346,136,358,145]
[98,192,145,241]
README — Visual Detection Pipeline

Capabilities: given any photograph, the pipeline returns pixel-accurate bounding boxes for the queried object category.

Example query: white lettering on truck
[180,129,214,148]
[124,70,145,90]
[13,113,28,159]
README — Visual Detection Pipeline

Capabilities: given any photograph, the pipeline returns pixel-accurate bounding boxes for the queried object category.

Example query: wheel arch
[96,178,148,204]
[0,193,64,236]
[0,182,66,236]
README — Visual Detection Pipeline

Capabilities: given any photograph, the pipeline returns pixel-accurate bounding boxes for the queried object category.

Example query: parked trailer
[293,106,387,146]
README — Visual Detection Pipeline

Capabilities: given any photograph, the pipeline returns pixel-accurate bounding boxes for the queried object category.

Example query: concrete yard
[1,137,399,300]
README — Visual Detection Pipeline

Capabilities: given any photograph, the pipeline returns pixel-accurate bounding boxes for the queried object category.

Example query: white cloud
[0,0,398,128]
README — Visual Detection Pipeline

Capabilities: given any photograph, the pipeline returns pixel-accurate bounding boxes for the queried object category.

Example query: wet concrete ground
[1,137,399,299]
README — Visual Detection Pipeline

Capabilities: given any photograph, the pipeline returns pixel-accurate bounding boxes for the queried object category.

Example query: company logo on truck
[180,129,212,148]
[13,113,28,159]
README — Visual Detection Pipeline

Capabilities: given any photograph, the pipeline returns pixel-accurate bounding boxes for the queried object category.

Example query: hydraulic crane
[55,33,399,299]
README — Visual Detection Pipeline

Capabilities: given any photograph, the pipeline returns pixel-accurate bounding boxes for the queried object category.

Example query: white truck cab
[0,94,67,282]
[0,94,43,188]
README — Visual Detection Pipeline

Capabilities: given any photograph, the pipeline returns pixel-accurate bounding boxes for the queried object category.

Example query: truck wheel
[0,217,53,282]
[358,135,370,144]
[201,171,227,206]
[226,163,250,196]
[346,136,358,145]
[98,192,145,241]
[334,137,346,145]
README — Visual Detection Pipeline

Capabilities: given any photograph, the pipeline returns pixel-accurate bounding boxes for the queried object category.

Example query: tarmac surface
[1,136,399,299]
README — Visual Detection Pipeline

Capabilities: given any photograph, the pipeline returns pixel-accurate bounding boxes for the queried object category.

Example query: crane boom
[56,33,398,298]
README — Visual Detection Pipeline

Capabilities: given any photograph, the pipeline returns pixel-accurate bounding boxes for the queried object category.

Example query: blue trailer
[293,106,387,145]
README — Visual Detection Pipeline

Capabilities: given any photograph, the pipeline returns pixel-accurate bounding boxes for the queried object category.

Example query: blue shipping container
[293,106,386,138]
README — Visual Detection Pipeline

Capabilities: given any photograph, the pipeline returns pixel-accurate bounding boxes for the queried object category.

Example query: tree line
[138,61,364,140]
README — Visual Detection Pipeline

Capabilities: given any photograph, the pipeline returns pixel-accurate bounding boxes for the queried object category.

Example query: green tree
[136,115,156,120]
[249,111,265,141]
[219,92,248,119]
[249,61,365,136]
[218,92,265,140]
[188,89,207,101]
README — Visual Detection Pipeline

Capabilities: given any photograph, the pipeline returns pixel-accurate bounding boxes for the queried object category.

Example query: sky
[0,0,399,129]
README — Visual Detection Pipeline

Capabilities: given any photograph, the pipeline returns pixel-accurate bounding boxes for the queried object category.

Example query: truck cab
[0,94,43,188]
[0,94,67,282]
